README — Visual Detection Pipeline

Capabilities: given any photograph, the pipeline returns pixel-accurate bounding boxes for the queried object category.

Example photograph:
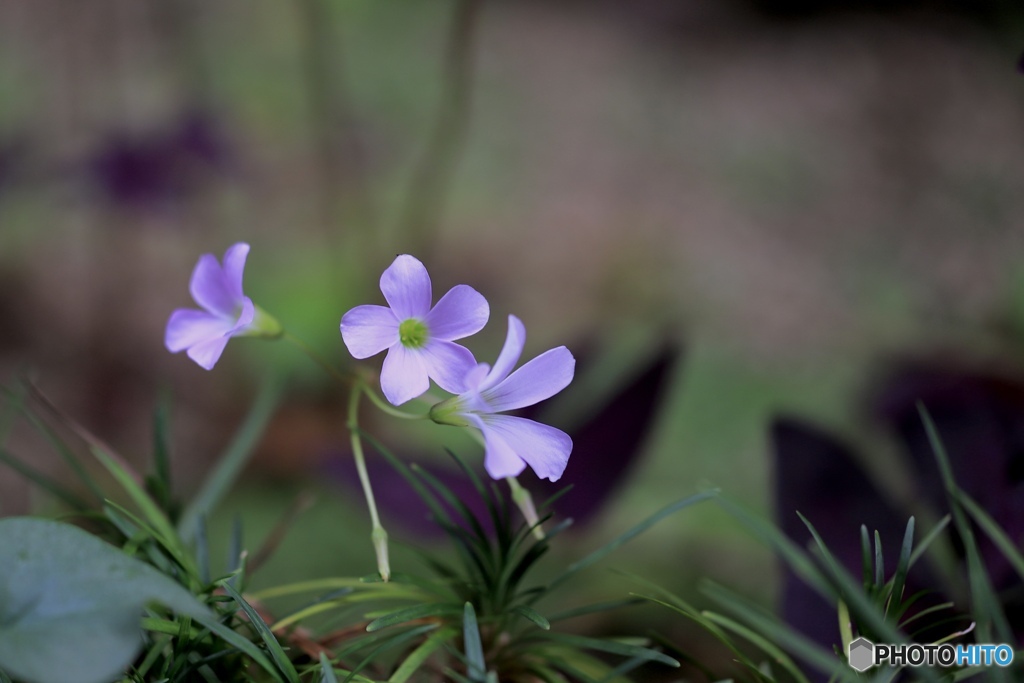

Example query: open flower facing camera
[340,254,489,405]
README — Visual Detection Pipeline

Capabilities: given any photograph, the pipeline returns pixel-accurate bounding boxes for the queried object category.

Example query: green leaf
[531,632,679,669]
[366,603,461,632]
[388,626,458,683]
[320,652,339,683]
[178,377,282,542]
[0,518,212,683]
[513,605,550,630]
[463,602,487,682]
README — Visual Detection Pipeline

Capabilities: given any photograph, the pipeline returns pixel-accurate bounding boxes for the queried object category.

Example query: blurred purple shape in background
[86,110,233,212]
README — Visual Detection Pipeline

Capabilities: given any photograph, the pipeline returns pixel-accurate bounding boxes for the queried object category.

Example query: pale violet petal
[381,344,430,405]
[467,415,527,480]
[230,298,256,334]
[419,339,477,394]
[481,346,575,412]
[477,414,572,482]
[165,309,234,353]
[481,315,526,390]
[380,254,431,320]
[221,243,250,301]
[186,335,232,370]
[189,253,237,316]
[341,304,399,359]
[463,362,491,392]
[425,285,489,341]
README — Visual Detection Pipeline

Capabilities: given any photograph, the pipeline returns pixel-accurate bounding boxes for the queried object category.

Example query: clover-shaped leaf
[0,517,212,683]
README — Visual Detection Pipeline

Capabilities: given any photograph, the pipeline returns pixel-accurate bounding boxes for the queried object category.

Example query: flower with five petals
[340,255,489,406]
[165,242,280,370]
[430,315,575,481]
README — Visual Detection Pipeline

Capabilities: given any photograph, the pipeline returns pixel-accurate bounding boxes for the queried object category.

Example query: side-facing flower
[340,254,489,406]
[429,315,575,481]
[165,242,281,370]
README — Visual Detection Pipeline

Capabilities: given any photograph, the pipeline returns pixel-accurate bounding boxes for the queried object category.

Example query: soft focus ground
[1,0,1023,657]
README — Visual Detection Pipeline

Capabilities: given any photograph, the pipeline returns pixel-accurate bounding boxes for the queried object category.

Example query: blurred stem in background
[399,0,482,260]
[295,0,379,267]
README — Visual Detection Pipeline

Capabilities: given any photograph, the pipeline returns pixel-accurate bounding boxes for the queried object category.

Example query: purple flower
[430,315,575,481]
[165,243,280,370]
[340,255,489,406]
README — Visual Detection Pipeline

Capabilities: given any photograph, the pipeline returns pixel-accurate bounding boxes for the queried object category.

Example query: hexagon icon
[848,637,875,672]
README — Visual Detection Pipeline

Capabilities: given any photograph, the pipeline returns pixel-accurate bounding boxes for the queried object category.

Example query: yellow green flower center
[398,318,429,348]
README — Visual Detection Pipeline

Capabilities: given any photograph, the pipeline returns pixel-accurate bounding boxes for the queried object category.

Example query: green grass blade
[703,582,858,681]
[366,603,461,632]
[919,404,1014,659]
[191,614,285,683]
[909,515,950,568]
[178,377,282,542]
[150,394,174,514]
[91,445,195,576]
[342,624,437,683]
[388,626,458,683]
[885,517,914,619]
[703,611,812,683]
[530,633,679,669]
[547,491,714,594]
[219,582,299,683]
[957,491,1024,584]
[861,525,872,592]
[874,530,884,588]
[0,447,91,510]
[547,598,645,624]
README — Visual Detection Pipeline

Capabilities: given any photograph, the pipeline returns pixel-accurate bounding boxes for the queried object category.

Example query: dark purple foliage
[520,344,680,526]
[774,362,1024,678]
[87,111,232,211]
[772,418,910,650]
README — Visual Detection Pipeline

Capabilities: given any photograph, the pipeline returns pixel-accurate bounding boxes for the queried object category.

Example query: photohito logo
[847,637,1014,672]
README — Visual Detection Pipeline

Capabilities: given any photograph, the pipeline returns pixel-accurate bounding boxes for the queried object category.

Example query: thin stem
[360,383,428,421]
[283,332,351,387]
[348,382,390,581]
[507,475,544,540]
[398,0,482,257]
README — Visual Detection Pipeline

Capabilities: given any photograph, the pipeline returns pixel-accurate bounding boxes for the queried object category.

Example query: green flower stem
[348,382,390,581]
[359,383,429,421]
[283,332,351,386]
[507,475,544,540]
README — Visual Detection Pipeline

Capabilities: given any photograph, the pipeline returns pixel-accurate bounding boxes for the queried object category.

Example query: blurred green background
[2,0,1024,658]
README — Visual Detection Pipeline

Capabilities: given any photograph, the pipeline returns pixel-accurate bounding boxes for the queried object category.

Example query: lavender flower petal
[482,346,575,413]
[341,305,399,359]
[419,340,478,394]
[380,255,432,320]
[165,309,235,352]
[381,345,430,405]
[469,414,528,479]
[479,315,526,390]
[187,335,232,370]
[221,243,250,302]
[425,285,489,341]
[477,414,572,482]
[189,254,237,316]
